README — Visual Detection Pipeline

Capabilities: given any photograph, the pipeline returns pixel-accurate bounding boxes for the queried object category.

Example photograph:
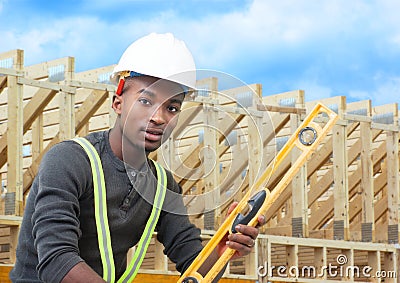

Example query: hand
[216,202,266,259]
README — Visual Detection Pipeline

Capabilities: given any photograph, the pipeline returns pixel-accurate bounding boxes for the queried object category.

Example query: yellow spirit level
[178,102,339,283]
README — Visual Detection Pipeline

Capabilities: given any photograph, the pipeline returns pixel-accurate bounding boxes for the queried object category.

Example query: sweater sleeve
[32,141,91,282]
[155,172,203,273]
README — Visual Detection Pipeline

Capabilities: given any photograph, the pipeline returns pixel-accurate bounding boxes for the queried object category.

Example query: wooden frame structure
[0,49,399,282]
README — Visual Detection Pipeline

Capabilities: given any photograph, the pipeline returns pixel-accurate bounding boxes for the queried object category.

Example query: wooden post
[247,94,263,184]
[6,49,24,217]
[59,57,75,140]
[154,238,168,272]
[360,120,375,242]
[341,249,353,281]
[383,251,396,283]
[203,79,220,230]
[5,50,24,264]
[368,251,381,283]
[286,244,298,279]
[314,246,327,280]
[332,97,350,240]
[290,90,308,237]
[386,130,399,243]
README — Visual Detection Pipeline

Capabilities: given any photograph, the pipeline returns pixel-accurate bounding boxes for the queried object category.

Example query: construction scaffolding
[0,49,399,282]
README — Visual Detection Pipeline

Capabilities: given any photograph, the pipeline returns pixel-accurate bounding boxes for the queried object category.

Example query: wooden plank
[59,90,75,139]
[203,83,220,229]
[0,216,22,226]
[58,57,75,140]
[360,120,375,241]
[286,244,298,279]
[386,130,399,242]
[290,91,307,237]
[247,104,264,184]
[25,56,74,80]
[153,239,168,272]
[6,49,24,217]
[332,98,350,240]
[74,65,114,82]
[368,251,381,283]
[314,247,327,280]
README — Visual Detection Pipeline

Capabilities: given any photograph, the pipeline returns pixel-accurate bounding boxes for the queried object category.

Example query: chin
[145,143,162,153]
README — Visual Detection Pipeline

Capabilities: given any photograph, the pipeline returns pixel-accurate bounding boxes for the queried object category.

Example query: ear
[112,94,123,114]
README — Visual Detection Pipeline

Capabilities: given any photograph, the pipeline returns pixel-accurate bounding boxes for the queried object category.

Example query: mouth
[144,128,164,142]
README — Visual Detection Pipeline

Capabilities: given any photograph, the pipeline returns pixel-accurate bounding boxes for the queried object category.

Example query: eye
[168,105,181,113]
[138,98,151,106]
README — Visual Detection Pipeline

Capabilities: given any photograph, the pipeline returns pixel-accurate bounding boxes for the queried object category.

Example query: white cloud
[1,0,400,108]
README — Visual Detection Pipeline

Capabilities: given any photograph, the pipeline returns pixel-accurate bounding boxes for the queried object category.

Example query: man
[10,33,264,282]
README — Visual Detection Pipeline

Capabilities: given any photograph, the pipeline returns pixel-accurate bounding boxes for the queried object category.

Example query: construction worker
[10,33,265,283]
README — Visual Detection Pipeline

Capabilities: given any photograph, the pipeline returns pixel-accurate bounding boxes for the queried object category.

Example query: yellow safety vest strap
[118,161,167,283]
[73,137,167,283]
[73,137,115,282]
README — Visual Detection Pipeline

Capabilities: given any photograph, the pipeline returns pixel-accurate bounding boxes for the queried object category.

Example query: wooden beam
[290,91,307,237]
[360,120,375,241]
[0,88,58,169]
[0,215,22,226]
[23,90,109,193]
[203,101,220,229]
[25,56,74,80]
[59,57,75,140]
[256,103,306,114]
[6,49,24,218]
[331,97,349,240]
[386,130,399,243]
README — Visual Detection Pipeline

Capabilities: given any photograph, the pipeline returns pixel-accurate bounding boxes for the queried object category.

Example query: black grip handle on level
[231,190,267,233]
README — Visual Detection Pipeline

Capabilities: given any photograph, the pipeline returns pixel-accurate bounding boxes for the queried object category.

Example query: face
[113,76,185,154]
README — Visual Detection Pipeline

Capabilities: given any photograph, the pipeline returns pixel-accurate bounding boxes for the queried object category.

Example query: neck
[109,127,148,170]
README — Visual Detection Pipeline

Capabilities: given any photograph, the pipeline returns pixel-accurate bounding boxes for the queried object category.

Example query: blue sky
[1,0,400,109]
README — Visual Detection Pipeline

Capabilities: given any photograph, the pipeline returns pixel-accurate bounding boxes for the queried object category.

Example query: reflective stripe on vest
[73,137,167,283]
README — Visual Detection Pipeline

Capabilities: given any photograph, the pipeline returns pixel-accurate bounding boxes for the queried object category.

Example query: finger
[225,239,252,257]
[256,215,266,227]
[227,202,238,215]
[228,232,256,248]
[234,224,259,240]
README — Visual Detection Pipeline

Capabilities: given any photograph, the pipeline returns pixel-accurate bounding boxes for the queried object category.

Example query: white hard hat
[112,33,196,90]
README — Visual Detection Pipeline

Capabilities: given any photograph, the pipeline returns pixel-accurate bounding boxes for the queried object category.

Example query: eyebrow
[138,89,156,98]
[138,89,184,105]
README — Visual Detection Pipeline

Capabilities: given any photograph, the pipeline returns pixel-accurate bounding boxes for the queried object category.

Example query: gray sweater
[10,130,203,282]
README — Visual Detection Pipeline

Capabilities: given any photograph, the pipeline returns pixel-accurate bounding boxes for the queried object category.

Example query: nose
[150,106,166,125]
